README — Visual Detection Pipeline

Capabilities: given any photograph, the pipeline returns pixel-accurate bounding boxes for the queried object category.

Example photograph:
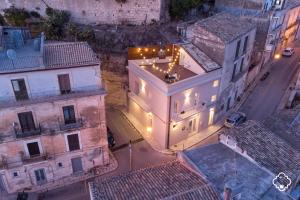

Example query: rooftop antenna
[7,49,17,66]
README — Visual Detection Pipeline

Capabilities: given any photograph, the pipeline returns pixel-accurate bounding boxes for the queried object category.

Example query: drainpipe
[166,95,172,149]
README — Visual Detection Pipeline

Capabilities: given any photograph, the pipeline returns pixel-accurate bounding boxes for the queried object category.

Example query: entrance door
[188,118,197,133]
[226,97,231,111]
[71,157,83,174]
[34,169,47,185]
[0,176,6,192]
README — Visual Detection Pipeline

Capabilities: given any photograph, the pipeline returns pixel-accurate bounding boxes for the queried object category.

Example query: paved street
[240,44,300,121]
[40,108,175,200]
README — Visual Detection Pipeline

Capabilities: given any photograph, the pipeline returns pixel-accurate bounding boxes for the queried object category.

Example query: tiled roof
[194,12,256,43]
[90,161,220,200]
[220,120,300,181]
[263,108,300,151]
[183,143,290,200]
[43,42,99,69]
[182,43,221,72]
[0,40,99,74]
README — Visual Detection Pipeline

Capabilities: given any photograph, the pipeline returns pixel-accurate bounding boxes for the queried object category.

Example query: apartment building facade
[186,13,256,117]
[127,44,222,149]
[215,0,300,62]
[0,27,109,193]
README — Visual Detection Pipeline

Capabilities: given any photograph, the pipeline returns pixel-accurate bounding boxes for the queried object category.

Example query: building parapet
[14,123,42,139]
[0,87,106,108]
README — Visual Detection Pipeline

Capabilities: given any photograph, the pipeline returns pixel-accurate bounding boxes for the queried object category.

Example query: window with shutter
[63,105,76,124]
[67,134,80,151]
[58,74,71,94]
[18,112,35,132]
[11,79,29,101]
[27,142,40,157]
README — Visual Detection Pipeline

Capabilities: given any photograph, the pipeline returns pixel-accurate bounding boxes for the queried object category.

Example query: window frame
[64,132,82,152]
[23,139,43,158]
[62,105,76,124]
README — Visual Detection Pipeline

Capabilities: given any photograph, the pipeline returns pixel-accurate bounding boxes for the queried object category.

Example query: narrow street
[240,44,300,121]
[41,108,175,200]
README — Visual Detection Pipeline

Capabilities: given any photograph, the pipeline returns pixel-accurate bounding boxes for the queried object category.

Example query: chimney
[224,187,232,200]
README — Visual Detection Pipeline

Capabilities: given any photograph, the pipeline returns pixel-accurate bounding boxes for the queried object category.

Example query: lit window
[211,95,217,102]
[213,80,219,87]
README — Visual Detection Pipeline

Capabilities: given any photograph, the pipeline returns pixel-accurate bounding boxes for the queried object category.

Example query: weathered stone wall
[0,95,109,193]
[215,0,266,10]
[0,0,164,25]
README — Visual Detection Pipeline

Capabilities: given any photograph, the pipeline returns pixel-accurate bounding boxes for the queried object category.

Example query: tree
[43,7,70,40]
[3,6,30,26]
[169,0,204,20]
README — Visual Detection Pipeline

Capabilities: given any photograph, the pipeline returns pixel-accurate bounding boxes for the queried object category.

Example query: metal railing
[21,153,49,164]
[14,124,42,138]
[59,118,84,131]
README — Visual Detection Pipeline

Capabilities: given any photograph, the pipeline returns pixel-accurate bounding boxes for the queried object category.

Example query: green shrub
[43,7,70,40]
[3,6,30,26]
[67,23,95,42]
[169,0,204,19]
[30,11,41,18]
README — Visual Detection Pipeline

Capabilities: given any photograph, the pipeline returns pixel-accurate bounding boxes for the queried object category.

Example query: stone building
[215,0,300,63]
[0,26,109,193]
[186,13,257,118]
[0,0,166,25]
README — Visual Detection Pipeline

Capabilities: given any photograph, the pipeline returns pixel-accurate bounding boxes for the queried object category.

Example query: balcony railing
[14,124,42,138]
[0,86,106,108]
[59,118,84,131]
[21,153,49,165]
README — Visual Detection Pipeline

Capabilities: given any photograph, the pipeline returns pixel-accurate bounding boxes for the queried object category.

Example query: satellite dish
[7,49,17,60]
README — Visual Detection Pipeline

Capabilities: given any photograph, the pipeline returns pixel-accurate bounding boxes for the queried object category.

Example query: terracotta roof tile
[221,121,300,181]
[90,161,220,200]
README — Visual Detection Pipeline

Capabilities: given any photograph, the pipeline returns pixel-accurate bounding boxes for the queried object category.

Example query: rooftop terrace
[128,43,221,84]
[0,27,99,74]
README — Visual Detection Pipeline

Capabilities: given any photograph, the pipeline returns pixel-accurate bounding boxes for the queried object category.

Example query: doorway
[34,169,47,185]
[71,157,83,174]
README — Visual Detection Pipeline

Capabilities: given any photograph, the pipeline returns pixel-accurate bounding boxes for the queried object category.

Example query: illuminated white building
[127,44,222,149]
[126,13,256,150]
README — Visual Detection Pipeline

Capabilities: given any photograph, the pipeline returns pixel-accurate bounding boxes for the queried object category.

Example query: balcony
[21,153,49,165]
[0,86,106,109]
[14,124,42,138]
[59,118,84,131]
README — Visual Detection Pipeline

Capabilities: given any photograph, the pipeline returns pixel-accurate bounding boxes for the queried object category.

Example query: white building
[127,44,222,149]
[126,13,256,150]
[0,27,109,193]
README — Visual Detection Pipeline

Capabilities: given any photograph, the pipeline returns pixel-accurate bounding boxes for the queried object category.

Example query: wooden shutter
[11,79,29,100]
[58,74,71,94]
[67,134,80,151]
[18,112,35,132]
[27,142,40,157]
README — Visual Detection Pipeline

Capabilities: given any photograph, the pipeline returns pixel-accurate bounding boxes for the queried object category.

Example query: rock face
[0,0,165,25]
